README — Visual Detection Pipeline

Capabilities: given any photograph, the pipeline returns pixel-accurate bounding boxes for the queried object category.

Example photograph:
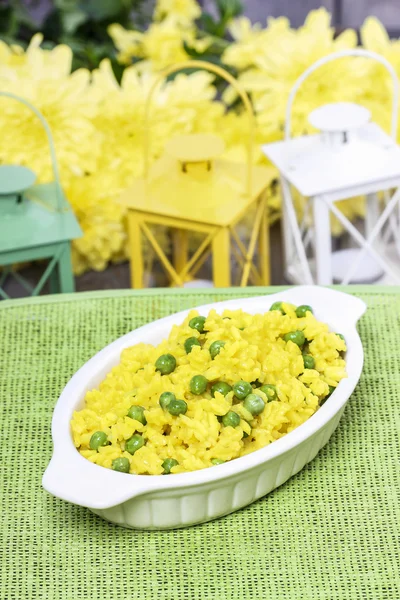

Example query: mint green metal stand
[0,92,82,299]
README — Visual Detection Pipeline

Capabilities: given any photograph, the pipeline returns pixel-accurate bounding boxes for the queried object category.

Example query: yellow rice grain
[70,304,347,475]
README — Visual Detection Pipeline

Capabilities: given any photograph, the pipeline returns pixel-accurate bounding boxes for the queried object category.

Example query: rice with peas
[71,302,347,475]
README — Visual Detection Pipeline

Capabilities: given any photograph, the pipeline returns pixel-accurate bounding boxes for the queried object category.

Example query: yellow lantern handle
[143,60,255,197]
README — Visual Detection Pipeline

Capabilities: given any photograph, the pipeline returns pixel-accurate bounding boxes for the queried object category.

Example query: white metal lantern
[263,49,400,285]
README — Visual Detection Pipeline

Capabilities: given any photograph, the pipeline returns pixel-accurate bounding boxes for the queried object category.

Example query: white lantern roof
[308,102,371,132]
[263,121,400,199]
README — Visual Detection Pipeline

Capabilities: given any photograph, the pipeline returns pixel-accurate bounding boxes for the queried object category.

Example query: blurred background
[4,1,400,36]
[1,0,400,294]
[206,0,400,31]
[2,1,400,70]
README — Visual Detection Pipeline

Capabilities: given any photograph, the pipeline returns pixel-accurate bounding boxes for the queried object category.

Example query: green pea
[303,354,315,370]
[233,380,252,400]
[189,316,206,333]
[296,305,313,318]
[162,458,179,474]
[190,375,208,395]
[260,384,277,401]
[270,301,285,314]
[112,457,130,473]
[211,458,225,465]
[337,333,345,342]
[222,411,241,428]
[168,399,188,416]
[211,381,232,397]
[155,353,176,375]
[89,431,108,451]
[242,431,249,439]
[159,391,175,410]
[125,434,145,455]
[209,340,225,359]
[244,393,265,416]
[184,337,201,354]
[283,330,305,347]
[127,405,147,425]
[328,385,335,396]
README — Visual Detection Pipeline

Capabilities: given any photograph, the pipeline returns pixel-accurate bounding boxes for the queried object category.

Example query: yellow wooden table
[120,60,273,289]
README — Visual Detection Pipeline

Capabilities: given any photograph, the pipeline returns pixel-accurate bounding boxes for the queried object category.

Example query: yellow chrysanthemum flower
[361,16,400,136]
[107,24,144,65]
[224,16,290,71]
[65,171,127,274]
[237,9,360,140]
[109,0,206,70]
[0,39,27,67]
[0,35,98,182]
[109,20,193,70]
[154,0,201,26]
[140,20,192,69]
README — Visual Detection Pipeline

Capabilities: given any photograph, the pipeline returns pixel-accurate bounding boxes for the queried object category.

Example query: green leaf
[110,58,125,84]
[215,0,243,20]
[198,12,219,35]
[183,40,206,59]
[121,0,144,9]
[61,9,87,34]
[0,7,16,35]
[0,2,36,35]
[42,9,64,41]
[77,0,125,21]
[55,0,79,9]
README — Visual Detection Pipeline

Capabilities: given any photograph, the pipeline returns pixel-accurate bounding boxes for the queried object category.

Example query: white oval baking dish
[42,286,366,530]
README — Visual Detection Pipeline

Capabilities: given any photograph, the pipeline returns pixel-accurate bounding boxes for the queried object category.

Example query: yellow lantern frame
[122,60,271,288]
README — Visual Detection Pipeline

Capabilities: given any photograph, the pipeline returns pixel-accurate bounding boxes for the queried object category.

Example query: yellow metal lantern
[120,60,272,288]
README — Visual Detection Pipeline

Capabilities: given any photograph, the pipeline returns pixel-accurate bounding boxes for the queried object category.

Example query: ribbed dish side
[91,413,346,529]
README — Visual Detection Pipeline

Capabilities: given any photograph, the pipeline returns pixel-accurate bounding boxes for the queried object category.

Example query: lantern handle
[0,90,64,211]
[285,48,399,141]
[143,60,255,198]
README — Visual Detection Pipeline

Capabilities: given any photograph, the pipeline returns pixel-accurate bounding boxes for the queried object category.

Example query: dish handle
[279,286,367,326]
[42,451,159,509]
[335,291,366,325]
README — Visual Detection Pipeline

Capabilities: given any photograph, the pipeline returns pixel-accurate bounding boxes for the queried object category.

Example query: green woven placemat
[1,287,399,600]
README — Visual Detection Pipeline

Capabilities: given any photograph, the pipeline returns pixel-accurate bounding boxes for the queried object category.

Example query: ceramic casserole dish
[42,286,366,529]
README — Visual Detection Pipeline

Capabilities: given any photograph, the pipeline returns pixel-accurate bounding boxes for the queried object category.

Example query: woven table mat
[0,287,399,600]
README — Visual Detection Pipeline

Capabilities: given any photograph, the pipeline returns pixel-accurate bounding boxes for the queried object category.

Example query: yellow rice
[71,303,347,475]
